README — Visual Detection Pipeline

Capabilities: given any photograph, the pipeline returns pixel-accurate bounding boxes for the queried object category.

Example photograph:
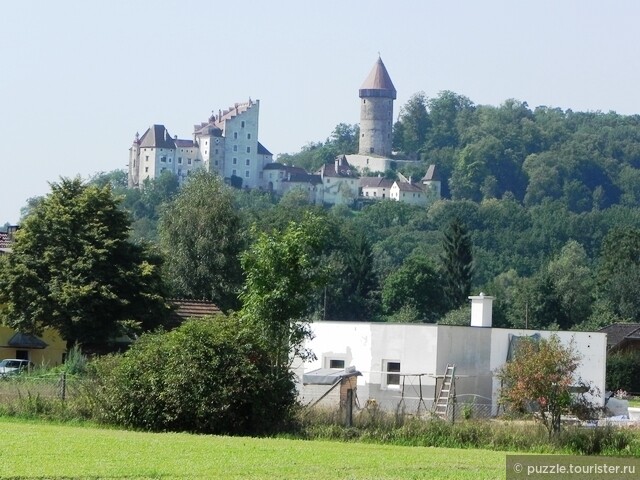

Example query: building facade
[128,99,273,189]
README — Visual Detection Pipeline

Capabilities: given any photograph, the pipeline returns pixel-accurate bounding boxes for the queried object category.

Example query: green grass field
[1,417,508,479]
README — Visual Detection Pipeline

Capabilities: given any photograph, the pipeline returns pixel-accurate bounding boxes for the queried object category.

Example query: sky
[2,0,639,224]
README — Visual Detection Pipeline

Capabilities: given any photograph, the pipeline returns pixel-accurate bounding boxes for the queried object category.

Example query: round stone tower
[359,56,396,157]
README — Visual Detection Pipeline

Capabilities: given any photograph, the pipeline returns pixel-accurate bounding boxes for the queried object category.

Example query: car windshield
[0,360,23,368]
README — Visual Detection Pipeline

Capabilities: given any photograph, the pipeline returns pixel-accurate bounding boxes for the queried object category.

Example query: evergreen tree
[440,217,474,310]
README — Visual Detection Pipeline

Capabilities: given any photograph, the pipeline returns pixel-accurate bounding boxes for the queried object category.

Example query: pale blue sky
[2,0,639,223]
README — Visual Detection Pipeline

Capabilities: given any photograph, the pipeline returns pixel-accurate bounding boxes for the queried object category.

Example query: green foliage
[87,316,297,435]
[240,213,330,367]
[382,255,447,322]
[606,350,640,393]
[158,171,243,311]
[63,343,88,375]
[0,177,169,348]
[440,218,474,309]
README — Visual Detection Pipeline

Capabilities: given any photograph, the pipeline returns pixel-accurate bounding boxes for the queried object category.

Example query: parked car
[0,359,33,377]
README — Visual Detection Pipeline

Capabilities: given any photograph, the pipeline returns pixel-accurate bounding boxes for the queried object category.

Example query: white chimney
[469,292,494,327]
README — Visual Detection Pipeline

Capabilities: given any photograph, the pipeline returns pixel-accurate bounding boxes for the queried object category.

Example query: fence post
[345,389,353,427]
[60,372,66,402]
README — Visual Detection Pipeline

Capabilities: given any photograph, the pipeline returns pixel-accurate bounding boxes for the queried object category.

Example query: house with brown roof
[599,323,640,353]
[360,176,394,199]
[317,156,360,205]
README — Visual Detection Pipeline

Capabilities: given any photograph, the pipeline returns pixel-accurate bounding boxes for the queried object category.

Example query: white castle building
[128,99,273,189]
[127,57,440,206]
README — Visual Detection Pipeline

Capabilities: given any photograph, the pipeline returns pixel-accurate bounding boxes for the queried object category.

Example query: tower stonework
[358,57,396,157]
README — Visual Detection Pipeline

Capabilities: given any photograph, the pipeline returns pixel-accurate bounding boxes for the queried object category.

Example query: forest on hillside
[12,91,640,333]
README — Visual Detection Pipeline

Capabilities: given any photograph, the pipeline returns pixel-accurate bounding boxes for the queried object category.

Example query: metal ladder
[434,364,456,420]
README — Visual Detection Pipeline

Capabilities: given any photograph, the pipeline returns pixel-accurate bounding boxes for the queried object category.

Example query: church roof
[139,125,176,149]
[422,164,440,182]
[359,57,397,99]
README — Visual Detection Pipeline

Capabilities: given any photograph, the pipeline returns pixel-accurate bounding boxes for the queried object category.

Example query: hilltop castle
[128,99,273,189]
[127,57,440,206]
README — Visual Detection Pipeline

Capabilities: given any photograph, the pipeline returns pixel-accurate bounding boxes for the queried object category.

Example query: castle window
[233,145,238,152]
[215,149,218,154]
[204,150,207,155]
[168,158,172,163]
[245,159,250,166]
[178,169,182,176]
[245,170,250,178]
[188,158,192,165]
[247,133,251,139]
[145,156,149,162]
[178,157,182,164]
[233,158,237,165]
[234,132,238,139]
[241,121,245,128]
[214,160,218,166]
[246,147,250,153]
[160,156,166,163]
[205,141,208,146]
[232,169,237,176]
[145,167,148,173]
[369,147,374,153]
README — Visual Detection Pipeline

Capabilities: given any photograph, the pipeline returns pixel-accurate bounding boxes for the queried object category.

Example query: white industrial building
[296,294,607,417]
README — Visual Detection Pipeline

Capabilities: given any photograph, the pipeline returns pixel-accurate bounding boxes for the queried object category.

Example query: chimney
[469,292,494,327]
[335,158,339,172]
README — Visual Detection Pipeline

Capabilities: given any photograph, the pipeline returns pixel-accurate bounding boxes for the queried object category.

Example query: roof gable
[139,125,176,149]
[359,57,397,99]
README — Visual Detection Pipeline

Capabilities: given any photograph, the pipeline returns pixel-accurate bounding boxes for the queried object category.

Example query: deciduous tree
[497,334,594,438]
[0,177,168,348]
[158,171,243,312]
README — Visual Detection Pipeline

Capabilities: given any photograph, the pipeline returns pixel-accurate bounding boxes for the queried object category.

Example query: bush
[85,315,297,435]
[606,350,640,393]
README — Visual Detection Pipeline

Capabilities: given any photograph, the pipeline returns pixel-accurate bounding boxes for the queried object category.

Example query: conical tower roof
[359,57,396,99]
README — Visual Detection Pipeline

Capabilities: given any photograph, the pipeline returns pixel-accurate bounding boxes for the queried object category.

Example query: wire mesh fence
[0,373,80,404]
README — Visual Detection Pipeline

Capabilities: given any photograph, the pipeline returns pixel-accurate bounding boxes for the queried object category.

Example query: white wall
[300,322,607,415]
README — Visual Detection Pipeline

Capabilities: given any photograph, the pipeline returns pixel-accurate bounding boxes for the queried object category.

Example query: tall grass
[295,407,640,456]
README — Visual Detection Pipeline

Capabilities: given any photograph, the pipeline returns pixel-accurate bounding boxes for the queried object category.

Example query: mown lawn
[1,417,508,479]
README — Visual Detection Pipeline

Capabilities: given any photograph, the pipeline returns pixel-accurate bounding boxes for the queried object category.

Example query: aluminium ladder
[433,364,456,421]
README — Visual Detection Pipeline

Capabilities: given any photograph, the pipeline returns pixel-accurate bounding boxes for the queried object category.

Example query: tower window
[234,132,238,139]
[233,158,237,165]
[245,170,250,178]
[369,147,374,153]
[241,121,245,128]
[246,146,250,153]
[247,133,251,139]
[233,145,238,152]
[245,159,250,166]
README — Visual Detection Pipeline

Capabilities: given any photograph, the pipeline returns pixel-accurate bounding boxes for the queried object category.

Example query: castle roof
[359,57,396,99]
[360,177,394,189]
[139,125,176,149]
[422,164,440,182]
[283,173,323,185]
[318,156,360,178]
[257,142,272,155]
[175,139,196,148]
[394,180,423,193]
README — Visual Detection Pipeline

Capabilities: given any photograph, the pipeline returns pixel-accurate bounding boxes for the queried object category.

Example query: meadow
[1,417,507,479]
